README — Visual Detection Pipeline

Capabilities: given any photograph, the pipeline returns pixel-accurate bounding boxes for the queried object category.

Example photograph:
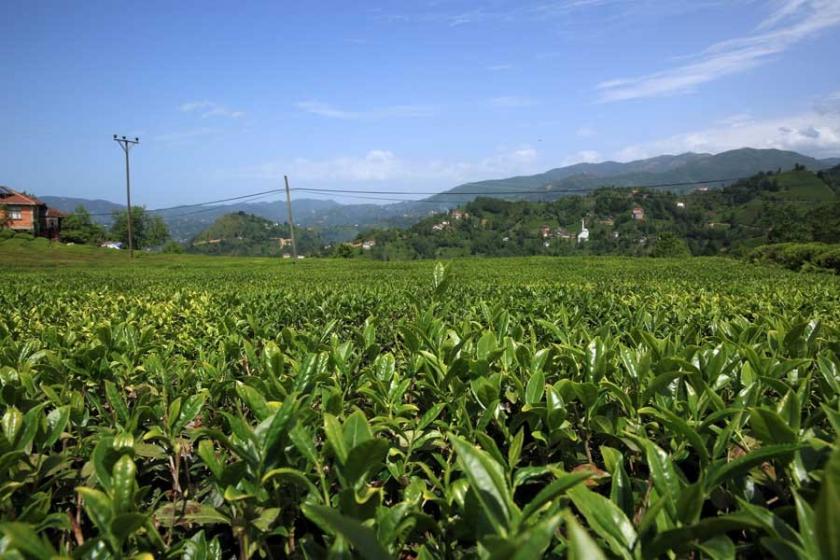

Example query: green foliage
[60,205,106,244]
[750,242,840,273]
[161,240,184,254]
[0,255,838,558]
[359,168,839,259]
[110,206,170,249]
[650,232,691,258]
[188,212,322,256]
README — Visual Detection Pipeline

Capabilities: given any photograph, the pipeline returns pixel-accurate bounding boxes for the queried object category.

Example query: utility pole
[284,175,298,259]
[113,135,139,259]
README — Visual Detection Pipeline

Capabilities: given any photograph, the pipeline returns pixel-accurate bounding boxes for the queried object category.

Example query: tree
[651,232,691,258]
[61,205,106,244]
[110,207,170,249]
[809,202,840,243]
[335,244,355,258]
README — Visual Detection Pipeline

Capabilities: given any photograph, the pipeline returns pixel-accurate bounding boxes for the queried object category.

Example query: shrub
[651,232,691,258]
[750,242,840,273]
[814,248,840,273]
[162,240,184,254]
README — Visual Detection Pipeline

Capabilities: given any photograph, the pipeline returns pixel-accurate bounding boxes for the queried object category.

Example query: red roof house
[0,186,63,238]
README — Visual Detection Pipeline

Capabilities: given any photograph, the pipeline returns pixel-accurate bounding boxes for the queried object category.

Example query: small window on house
[8,207,22,220]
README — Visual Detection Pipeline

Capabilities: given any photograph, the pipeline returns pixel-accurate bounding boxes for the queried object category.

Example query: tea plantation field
[1,252,840,559]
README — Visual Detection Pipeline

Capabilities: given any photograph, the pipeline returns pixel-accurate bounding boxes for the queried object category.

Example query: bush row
[749,242,840,273]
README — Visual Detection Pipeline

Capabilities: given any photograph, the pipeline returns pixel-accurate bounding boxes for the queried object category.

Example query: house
[577,219,590,243]
[540,225,552,238]
[676,201,686,209]
[450,209,468,220]
[361,240,376,250]
[45,208,66,238]
[0,186,55,237]
[631,206,645,221]
[555,227,574,241]
[431,220,450,231]
[100,241,123,250]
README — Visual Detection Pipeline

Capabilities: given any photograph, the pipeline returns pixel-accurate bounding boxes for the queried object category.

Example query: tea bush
[0,256,839,559]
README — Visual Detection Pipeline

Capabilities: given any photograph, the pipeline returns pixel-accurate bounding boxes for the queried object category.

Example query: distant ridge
[37,147,840,242]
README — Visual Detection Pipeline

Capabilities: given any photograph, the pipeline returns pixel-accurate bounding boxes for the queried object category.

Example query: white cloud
[153,127,217,144]
[488,96,537,108]
[597,0,840,102]
[179,101,244,118]
[560,150,603,166]
[295,100,436,120]
[815,90,840,115]
[241,145,542,188]
[614,102,840,160]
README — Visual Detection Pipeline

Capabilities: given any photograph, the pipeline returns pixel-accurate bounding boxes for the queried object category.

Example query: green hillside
[356,167,840,259]
[429,148,839,204]
[188,211,323,256]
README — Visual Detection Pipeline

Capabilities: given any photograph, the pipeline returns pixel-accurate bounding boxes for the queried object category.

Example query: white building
[577,219,590,243]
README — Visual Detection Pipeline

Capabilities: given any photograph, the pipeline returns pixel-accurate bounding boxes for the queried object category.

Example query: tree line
[60,206,177,251]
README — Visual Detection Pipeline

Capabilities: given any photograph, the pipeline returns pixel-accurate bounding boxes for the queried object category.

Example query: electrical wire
[87,188,282,217]
[83,174,835,218]
[291,176,741,196]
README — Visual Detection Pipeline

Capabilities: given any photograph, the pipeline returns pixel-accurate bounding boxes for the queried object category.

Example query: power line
[82,174,834,219]
[163,192,281,218]
[295,184,831,205]
[290,176,744,196]
[88,188,283,217]
[297,191,470,204]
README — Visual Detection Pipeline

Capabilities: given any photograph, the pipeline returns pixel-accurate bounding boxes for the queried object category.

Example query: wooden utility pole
[284,175,298,259]
[113,135,139,259]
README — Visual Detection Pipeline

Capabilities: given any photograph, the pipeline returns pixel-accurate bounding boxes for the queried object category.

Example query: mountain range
[40,148,840,242]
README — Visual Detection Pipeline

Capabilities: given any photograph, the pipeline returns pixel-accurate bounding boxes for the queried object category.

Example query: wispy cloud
[382,0,627,26]
[179,100,244,118]
[815,89,840,115]
[487,63,513,71]
[153,127,217,144]
[614,93,840,159]
[488,95,537,108]
[295,100,437,120]
[597,0,840,102]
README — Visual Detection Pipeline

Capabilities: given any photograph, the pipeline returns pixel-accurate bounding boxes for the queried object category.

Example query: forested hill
[353,166,840,259]
[188,212,322,256]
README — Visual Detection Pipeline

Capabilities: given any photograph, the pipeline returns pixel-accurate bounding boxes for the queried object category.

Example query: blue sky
[2,0,840,206]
